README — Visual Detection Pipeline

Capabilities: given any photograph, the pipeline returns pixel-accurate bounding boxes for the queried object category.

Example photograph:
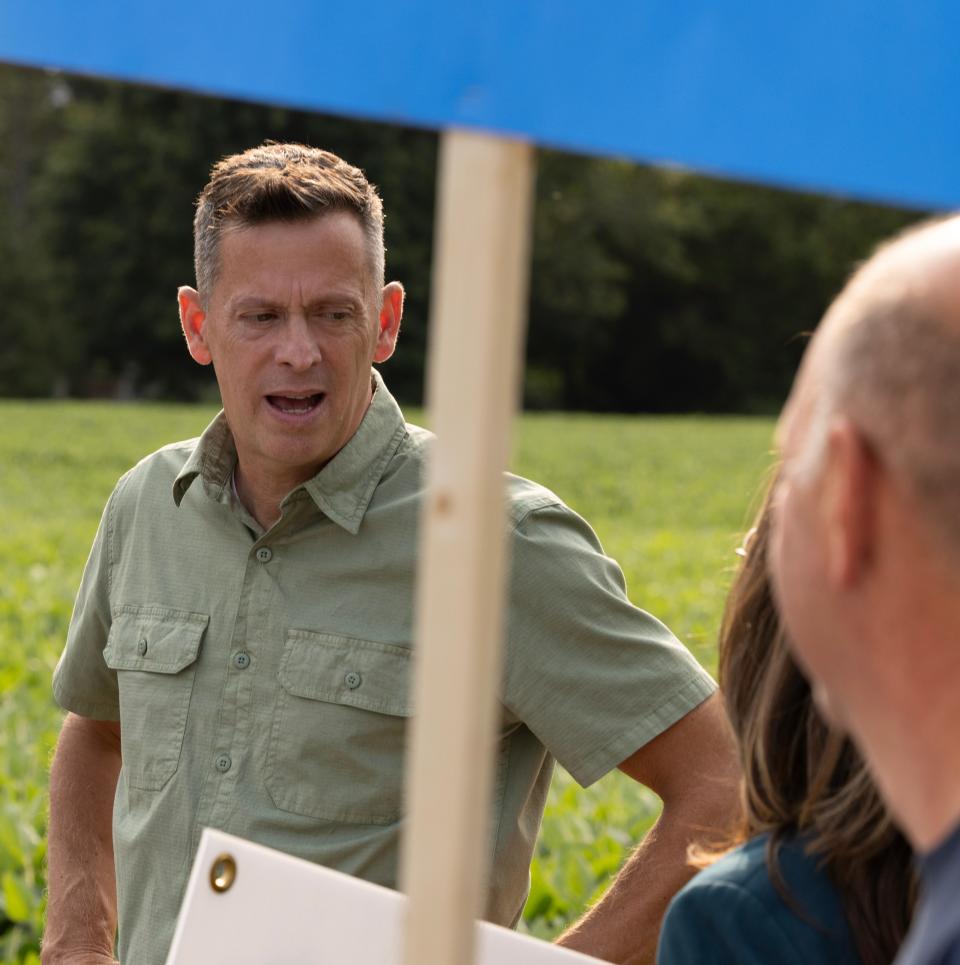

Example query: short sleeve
[503,502,716,787]
[52,481,124,720]
[657,878,805,965]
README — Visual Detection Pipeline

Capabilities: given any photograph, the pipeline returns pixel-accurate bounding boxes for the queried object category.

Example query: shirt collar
[173,369,407,535]
[173,412,236,507]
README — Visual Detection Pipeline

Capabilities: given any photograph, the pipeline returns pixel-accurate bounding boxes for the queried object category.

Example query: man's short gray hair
[193,142,386,304]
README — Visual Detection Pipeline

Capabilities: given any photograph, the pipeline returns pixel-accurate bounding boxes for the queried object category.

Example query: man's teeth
[272,395,320,413]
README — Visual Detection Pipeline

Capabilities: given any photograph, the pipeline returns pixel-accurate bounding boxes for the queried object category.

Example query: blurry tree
[0,64,926,411]
[527,153,922,411]
[0,67,72,395]
[18,73,436,399]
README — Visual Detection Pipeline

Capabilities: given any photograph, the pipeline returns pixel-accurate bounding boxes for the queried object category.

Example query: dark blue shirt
[896,821,960,965]
[657,833,859,965]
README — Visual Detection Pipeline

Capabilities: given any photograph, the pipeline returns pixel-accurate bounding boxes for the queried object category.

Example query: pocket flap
[105,604,208,674]
[279,631,412,716]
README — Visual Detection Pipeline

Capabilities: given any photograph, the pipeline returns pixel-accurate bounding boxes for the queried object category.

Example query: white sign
[165,828,602,964]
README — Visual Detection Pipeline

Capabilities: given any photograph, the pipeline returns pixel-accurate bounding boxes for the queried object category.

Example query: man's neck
[853,671,960,852]
[846,523,960,851]
[230,376,378,531]
[234,463,313,531]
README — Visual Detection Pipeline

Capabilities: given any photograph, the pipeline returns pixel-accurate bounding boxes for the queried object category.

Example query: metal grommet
[210,853,237,894]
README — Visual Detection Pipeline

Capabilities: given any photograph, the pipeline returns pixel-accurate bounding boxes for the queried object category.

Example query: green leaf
[2,871,32,923]
[0,811,25,868]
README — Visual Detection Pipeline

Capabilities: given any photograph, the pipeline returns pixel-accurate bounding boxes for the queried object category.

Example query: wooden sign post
[400,128,536,965]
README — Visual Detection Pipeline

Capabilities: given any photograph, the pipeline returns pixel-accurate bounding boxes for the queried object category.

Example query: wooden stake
[400,129,536,965]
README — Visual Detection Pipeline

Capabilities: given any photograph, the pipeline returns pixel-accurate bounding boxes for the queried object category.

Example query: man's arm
[555,693,740,965]
[43,712,122,965]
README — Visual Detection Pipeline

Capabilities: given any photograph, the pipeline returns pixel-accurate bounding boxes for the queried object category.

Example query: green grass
[511,412,775,939]
[0,401,775,959]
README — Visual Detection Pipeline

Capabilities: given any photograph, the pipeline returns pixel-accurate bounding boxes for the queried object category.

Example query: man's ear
[373,282,404,364]
[823,418,877,589]
[178,286,213,366]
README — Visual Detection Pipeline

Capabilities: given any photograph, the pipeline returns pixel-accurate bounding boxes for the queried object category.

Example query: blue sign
[1,1,957,208]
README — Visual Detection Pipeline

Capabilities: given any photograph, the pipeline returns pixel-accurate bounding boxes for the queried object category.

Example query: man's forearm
[555,798,721,965]
[555,694,741,965]
[43,713,122,965]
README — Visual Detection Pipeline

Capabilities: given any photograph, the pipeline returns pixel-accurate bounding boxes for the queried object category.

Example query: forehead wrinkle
[223,278,366,313]
[214,213,375,312]
[292,277,366,309]
[225,291,283,311]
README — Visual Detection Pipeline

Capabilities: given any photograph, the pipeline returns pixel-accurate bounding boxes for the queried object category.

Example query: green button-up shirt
[54,372,715,965]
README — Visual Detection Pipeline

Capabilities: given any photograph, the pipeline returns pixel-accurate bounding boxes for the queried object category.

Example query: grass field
[0,401,776,961]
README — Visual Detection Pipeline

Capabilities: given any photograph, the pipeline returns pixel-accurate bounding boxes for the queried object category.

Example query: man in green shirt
[43,143,738,965]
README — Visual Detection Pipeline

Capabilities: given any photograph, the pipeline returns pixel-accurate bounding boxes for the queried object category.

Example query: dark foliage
[0,65,925,411]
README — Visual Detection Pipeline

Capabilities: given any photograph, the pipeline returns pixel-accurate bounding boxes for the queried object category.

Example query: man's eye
[253,312,277,323]
[324,311,350,322]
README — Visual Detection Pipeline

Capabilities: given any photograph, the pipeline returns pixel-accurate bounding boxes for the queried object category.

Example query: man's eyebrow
[307,284,366,302]
[305,293,364,308]
[226,294,279,312]
[225,292,365,311]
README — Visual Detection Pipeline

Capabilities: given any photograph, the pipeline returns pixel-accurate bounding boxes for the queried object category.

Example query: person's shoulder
[683,834,844,917]
[127,436,199,480]
[390,422,568,522]
[676,834,775,898]
[112,436,201,505]
[504,472,566,526]
[398,421,432,456]
[659,838,800,965]
[379,421,430,488]
[659,834,857,965]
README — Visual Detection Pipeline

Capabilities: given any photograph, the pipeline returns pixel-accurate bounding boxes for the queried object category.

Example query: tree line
[0,64,925,412]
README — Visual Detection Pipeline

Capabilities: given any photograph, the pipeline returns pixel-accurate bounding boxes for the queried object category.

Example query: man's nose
[275,315,321,370]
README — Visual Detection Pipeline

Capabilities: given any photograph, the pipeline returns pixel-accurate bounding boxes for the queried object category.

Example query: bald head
[785,213,960,559]
[772,213,960,851]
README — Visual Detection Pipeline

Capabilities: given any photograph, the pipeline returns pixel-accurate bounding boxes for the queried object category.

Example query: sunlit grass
[0,401,774,956]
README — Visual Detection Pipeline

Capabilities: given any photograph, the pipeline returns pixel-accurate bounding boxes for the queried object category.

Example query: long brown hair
[705,477,917,964]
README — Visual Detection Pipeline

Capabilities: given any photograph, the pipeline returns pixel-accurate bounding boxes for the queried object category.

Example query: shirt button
[256,546,273,563]
[233,651,251,670]
[137,637,148,656]
[344,671,362,690]
[215,753,232,773]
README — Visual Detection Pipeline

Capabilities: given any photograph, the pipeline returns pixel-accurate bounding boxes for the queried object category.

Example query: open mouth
[266,393,325,415]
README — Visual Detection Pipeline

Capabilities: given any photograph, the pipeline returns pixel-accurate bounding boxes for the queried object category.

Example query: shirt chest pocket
[265,630,413,825]
[104,605,208,791]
